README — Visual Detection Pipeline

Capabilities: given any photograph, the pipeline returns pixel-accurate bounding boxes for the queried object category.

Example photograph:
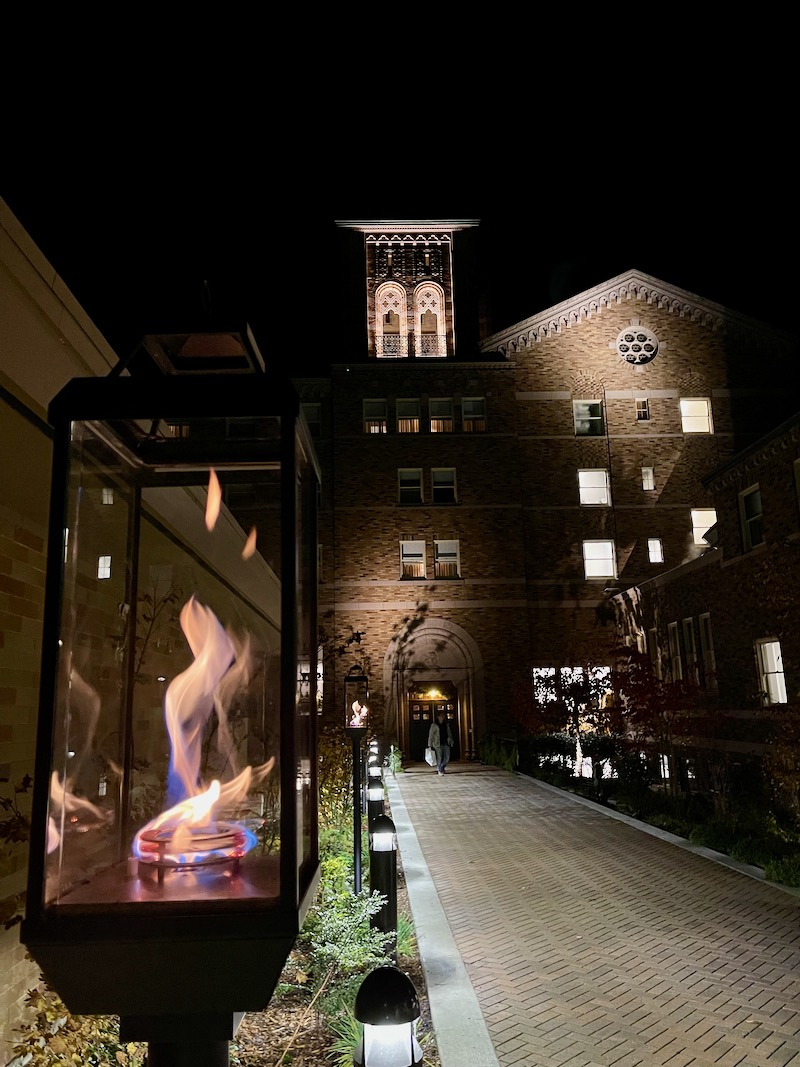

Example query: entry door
[435,702,459,761]
[409,701,434,762]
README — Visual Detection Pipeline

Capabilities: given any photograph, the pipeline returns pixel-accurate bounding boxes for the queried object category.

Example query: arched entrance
[382,617,485,762]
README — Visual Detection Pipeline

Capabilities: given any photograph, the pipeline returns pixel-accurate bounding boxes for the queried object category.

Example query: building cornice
[335,220,480,234]
[480,268,798,356]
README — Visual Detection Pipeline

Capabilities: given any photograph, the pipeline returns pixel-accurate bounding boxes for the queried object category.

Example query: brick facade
[301,229,800,765]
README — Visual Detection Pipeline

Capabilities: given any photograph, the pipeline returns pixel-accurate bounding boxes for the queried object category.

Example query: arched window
[413,283,446,357]
[375,283,408,358]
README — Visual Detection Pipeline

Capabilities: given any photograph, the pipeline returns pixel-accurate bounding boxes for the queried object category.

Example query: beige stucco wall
[0,197,118,1060]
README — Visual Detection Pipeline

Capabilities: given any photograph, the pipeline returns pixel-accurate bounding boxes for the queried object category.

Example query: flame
[242,526,257,559]
[205,469,222,531]
[350,700,368,727]
[132,595,275,867]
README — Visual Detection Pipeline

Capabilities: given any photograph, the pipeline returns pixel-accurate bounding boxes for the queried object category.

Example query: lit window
[167,423,191,438]
[400,540,426,579]
[680,398,713,434]
[363,399,388,434]
[432,468,457,504]
[578,469,610,506]
[301,403,321,437]
[582,540,616,579]
[739,485,764,551]
[97,555,112,580]
[64,527,69,563]
[756,638,787,705]
[462,397,486,432]
[683,618,699,685]
[398,469,423,504]
[691,508,717,545]
[641,467,655,491]
[429,398,453,433]
[102,487,114,505]
[532,667,558,705]
[397,399,420,433]
[635,398,650,421]
[434,539,460,578]
[573,400,604,437]
[699,613,717,690]
[668,622,683,681]
[648,538,663,563]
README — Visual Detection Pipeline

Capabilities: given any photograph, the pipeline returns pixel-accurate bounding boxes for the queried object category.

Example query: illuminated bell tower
[336,219,479,360]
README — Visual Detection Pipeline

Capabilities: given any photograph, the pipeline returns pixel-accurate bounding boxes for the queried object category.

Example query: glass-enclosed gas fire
[22,350,321,1040]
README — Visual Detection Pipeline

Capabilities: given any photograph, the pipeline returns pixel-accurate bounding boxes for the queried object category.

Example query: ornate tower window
[375,283,408,358]
[414,283,446,358]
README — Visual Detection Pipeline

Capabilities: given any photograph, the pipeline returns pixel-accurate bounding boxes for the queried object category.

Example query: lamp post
[344,668,369,893]
[19,331,323,1066]
[368,814,398,960]
[353,965,423,1067]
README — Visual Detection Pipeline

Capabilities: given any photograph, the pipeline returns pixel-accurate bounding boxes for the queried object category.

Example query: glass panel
[680,399,711,433]
[578,470,609,505]
[43,418,283,910]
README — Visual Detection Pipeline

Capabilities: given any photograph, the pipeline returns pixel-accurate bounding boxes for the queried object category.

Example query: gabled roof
[480,268,797,356]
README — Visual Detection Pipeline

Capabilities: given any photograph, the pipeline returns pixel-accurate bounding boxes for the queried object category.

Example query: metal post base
[146,1040,229,1066]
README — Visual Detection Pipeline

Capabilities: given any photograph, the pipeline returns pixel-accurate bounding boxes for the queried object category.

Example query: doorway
[408,682,459,763]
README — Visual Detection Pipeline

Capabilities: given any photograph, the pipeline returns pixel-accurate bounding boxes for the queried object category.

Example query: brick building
[612,408,800,791]
[298,220,800,763]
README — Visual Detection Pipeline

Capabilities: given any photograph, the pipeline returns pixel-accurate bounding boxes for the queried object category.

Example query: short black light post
[353,965,423,1067]
[345,668,369,893]
[368,813,398,960]
[367,774,385,824]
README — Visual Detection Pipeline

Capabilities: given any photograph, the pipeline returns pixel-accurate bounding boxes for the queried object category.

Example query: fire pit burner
[135,821,258,885]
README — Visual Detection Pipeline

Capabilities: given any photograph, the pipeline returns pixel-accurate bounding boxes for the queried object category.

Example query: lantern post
[344,668,369,893]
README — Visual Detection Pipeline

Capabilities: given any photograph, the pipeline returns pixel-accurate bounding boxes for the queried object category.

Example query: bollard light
[367,779,384,824]
[368,814,397,959]
[353,965,423,1067]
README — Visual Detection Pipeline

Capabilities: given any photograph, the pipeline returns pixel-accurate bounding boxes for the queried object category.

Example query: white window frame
[755,638,787,705]
[739,484,764,551]
[641,467,655,491]
[683,617,699,685]
[699,613,717,690]
[647,538,664,563]
[582,539,616,579]
[573,400,605,437]
[431,468,457,504]
[680,398,713,434]
[101,487,115,505]
[691,508,717,545]
[648,628,662,680]
[434,539,460,578]
[668,621,683,682]
[578,469,610,506]
[97,554,112,580]
[635,398,650,421]
[363,399,387,434]
[462,397,486,432]
[429,398,453,433]
[396,398,420,434]
[398,468,423,505]
[400,540,426,579]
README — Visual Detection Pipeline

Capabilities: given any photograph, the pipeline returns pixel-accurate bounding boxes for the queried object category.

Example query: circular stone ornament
[616,325,659,365]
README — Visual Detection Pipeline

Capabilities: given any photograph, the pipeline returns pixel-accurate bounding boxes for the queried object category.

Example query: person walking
[428,711,454,775]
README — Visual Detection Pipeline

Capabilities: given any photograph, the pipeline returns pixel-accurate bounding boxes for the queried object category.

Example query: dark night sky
[2,113,796,367]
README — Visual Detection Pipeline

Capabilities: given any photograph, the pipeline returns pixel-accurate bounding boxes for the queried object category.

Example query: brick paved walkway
[390,764,800,1067]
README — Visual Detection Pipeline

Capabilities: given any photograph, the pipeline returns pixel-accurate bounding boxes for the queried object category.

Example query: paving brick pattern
[394,766,800,1067]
